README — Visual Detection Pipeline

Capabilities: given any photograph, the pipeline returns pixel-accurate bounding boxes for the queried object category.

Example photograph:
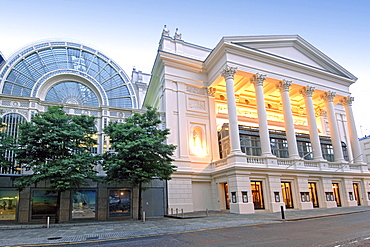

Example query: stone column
[300,86,323,161]
[340,97,364,163]
[277,80,299,158]
[321,91,344,162]
[251,73,273,156]
[221,65,242,154]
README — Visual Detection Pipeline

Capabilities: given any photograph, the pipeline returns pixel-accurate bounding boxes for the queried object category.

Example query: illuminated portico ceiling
[212,72,328,109]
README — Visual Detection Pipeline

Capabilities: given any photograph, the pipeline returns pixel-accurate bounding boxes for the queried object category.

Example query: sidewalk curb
[2,209,370,230]
[280,209,370,222]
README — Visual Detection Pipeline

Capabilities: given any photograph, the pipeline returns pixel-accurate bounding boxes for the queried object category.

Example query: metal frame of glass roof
[0,41,137,109]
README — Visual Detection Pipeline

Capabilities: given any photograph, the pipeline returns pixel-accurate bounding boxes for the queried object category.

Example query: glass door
[308,182,319,207]
[332,183,341,207]
[251,181,264,209]
[353,183,361,206]
[223,183,230,210]
[281,182,294,208]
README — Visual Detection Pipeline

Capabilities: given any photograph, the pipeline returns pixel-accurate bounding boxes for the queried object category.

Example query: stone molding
[321,91,336,102]
[277,79,292,92]
[340,96,354,106]
[251,73,266,87]
[221,65,237,80]
[300,85,315,97]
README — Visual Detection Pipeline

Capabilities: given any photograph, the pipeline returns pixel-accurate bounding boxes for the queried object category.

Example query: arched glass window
[0,42,137,108]
[45,82,99,107]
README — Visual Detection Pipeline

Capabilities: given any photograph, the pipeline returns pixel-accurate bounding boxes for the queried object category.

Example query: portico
[144,29,370,215]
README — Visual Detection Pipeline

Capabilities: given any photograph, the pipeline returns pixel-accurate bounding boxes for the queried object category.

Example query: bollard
[47,216,50,228]
[142,211,145,222]
[280,205,285,220]
[206,208,209,217]
[181,208,184,218]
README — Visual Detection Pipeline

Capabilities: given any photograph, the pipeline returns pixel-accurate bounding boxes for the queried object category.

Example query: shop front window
[0,190,18,220]
[109,189,131,217]
[72,190,96,219]
[31,190,58,219]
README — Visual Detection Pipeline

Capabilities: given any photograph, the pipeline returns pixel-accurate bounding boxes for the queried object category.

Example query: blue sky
[1,0,370,136]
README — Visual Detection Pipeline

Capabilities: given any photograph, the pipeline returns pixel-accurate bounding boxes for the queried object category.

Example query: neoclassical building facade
[144,29,369,214]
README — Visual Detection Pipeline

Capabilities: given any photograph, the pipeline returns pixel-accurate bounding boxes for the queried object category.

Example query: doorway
[223,183,230,210]
[281,182,294,208]
[353,183,361,206]
[251,181,264,209]
[308,182,319,208]
[332,183,341,207]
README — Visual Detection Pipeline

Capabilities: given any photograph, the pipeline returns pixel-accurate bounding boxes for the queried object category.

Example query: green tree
[14,106,99,223]
[103,107,176,219]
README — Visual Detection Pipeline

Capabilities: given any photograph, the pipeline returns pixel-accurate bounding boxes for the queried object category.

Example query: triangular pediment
[224,35,356,80]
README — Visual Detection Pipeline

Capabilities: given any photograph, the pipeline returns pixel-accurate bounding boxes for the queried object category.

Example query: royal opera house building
[0,27,369,222]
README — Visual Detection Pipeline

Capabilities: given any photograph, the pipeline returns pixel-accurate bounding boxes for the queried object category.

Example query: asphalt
[1,206,370,246]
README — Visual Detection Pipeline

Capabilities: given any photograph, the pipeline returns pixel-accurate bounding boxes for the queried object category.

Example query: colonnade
[220,65,364,164]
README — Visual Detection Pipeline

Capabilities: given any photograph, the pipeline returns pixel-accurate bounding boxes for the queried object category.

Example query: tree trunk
[138,182,142,220]
[55,191,61,224]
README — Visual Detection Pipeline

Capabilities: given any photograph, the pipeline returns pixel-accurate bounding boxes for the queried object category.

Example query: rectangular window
[109,189,131,217]
[297,141,313,160]
[322,144,334,162]
[240,136,261,156]
[72,190,96,219]
[31,190,58,220]
[271,138,289,158]
[0,190,18,221]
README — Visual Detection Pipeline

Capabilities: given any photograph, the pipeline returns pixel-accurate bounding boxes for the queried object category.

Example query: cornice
[222,35,357,81]
[222,42,354,86]
[204,38,356,85]
[159,50,204,70]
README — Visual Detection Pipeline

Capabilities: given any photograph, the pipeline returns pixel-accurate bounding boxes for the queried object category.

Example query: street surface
[49,211,370,247]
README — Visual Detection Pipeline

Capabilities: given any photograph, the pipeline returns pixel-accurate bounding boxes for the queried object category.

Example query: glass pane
[0,190,18,220]
[72,190,96,219]
[109,189,131,217]
[31,190,58,219]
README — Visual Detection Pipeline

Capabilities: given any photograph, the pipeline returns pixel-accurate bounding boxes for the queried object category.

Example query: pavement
[1,206,370,246]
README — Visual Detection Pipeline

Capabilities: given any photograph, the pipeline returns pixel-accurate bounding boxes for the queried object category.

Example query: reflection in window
[0,190,18,220]
[109,189,131,217]
[31,190,58,219]
[72,190,96,219]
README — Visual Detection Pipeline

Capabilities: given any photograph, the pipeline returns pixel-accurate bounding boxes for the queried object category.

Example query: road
[53,211,370,247]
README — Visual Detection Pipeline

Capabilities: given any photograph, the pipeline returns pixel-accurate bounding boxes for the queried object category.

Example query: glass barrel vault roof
[0,41,137,108]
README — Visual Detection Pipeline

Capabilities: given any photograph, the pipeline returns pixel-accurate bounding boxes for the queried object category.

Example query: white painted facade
[144,29,370,214]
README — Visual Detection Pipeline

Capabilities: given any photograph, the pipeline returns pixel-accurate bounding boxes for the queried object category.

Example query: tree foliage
[103,107,176,185]
[103,107,176,218]
[13,106,99,192]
